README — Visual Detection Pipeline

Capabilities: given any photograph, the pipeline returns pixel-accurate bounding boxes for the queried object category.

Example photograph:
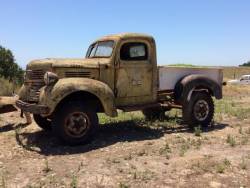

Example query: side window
[120,42,148,61]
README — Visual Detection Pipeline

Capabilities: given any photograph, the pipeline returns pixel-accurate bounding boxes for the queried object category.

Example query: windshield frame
[86,40,115,58]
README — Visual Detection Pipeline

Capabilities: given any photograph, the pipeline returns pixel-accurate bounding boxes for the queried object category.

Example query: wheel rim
[193,99,210,121]
[64,112,90,138]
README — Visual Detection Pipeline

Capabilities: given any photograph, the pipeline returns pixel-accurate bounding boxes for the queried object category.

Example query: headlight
[44,72,59,85]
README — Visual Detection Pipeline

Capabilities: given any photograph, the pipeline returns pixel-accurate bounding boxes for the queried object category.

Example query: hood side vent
[65,71,91,78]
[27,69,45,80]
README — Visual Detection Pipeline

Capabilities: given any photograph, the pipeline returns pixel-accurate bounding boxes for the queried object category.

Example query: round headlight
[44,72,58,85]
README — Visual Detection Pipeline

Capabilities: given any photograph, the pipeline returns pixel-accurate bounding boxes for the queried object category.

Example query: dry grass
[223,66,250,80]
[0,78,14,96]
[0,78,20,96]
[215,83,250,121]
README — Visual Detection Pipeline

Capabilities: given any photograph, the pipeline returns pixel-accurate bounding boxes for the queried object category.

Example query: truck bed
[158,66,223,91]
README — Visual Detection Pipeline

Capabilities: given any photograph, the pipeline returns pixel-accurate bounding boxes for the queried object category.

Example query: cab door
[115,40,154,106]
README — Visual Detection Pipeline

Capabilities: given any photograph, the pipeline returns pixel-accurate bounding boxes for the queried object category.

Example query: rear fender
[175,74,222,103]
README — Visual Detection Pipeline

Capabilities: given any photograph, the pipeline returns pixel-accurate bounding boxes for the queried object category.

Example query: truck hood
[26,58,111,70]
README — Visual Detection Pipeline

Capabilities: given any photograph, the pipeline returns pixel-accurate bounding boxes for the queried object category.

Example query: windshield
[86,41,114,58]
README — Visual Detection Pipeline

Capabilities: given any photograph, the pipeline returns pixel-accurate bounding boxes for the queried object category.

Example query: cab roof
[95,33,154,42]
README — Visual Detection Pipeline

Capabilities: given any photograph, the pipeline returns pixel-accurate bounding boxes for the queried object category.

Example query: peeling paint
[17,33,223,118]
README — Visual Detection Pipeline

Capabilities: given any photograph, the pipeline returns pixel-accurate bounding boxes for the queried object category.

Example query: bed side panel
[158,66,223,91]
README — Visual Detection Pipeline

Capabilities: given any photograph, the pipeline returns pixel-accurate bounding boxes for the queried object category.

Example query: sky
[0,0,250,68]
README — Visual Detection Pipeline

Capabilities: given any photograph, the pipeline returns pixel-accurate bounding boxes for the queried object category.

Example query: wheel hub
[194,99,210,121]
[65,112,90,138]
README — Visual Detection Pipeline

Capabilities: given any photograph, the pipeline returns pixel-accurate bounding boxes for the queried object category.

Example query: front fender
[39,78,118,117]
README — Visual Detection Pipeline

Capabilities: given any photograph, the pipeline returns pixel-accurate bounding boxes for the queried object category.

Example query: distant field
[223,66,250,80]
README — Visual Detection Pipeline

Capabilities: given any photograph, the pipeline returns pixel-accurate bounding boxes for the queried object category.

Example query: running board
[118,103,182,112]
[118,103,161,112]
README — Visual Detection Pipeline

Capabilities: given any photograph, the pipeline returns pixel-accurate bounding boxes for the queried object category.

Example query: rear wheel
[52,100,98,145]
[33,114,51,131]
[182,92,214,128]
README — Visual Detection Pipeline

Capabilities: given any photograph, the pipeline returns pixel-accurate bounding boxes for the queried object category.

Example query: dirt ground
[0,85,250,188]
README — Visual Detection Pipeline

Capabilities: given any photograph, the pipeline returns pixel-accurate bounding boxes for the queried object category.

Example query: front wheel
[182,92,214,128]
[52,100,98,145]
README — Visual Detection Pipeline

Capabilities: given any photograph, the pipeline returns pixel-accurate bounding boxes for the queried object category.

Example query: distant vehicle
[228,75,250,85]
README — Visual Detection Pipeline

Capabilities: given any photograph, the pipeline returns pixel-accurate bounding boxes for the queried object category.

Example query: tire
[52,100,98,145]
[33,114,52,131]
[142,107,167,121]
[182,92,214,128]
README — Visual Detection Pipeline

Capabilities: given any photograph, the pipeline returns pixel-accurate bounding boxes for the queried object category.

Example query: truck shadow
[15,118,228,156]
[0,122,29,133]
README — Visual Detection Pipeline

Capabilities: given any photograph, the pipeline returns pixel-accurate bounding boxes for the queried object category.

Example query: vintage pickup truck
[16,33,223,145]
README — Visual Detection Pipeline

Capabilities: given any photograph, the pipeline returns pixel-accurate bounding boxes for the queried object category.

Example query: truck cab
[17,33,223,145]
[85,33,158,106]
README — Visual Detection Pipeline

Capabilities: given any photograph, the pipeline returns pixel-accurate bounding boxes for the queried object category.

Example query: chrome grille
[65,71,91,78]
[26,69,45,102]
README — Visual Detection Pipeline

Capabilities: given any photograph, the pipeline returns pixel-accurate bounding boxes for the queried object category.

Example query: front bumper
[16,100,50,114]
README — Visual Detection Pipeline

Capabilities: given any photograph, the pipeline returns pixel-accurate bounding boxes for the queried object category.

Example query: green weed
[216,159,231,173]
[239,126,243,134]
[226,134,236,147]
[240,158,247,170]
[159,143,171,159]
[179,142,190,157]
[119,182,130,188]
[70,174,77,188]
[194,126,202,137]
[43,158,52,173]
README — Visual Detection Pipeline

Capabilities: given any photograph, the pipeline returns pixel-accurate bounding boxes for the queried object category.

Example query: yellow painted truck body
[16,33,224,145]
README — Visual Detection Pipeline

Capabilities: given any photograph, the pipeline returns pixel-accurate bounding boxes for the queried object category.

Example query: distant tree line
[0,45,24,84]
[240,61,250,67]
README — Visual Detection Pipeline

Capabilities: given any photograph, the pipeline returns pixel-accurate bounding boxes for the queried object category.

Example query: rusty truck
[16,33,223,145]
